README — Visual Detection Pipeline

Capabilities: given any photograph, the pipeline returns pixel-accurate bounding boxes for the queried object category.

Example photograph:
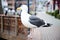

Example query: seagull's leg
[28,28,35,40]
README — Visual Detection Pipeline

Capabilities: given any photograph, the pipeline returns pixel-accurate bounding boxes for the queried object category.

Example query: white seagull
[20,4,52,38]
[20,4,51,34]
[20,5,38,28]
[20,5,50,28]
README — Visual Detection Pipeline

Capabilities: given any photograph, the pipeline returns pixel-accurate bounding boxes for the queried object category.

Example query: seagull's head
[20,5,28,12]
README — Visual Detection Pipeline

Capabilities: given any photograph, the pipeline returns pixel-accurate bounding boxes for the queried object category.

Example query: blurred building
[1,0,38,14]
[0,0,3,14]
[7,0,15,9]
[46,0,60,12]
[1,0,8,8]
[15,0,27,10]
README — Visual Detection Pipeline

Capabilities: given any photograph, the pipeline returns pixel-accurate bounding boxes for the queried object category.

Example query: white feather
[20,5,37,28]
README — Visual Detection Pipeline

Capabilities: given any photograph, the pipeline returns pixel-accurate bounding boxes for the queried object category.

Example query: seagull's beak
[16,7,22,10]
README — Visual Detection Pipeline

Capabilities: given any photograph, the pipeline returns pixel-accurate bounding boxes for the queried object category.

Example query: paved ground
[27,12,60,40]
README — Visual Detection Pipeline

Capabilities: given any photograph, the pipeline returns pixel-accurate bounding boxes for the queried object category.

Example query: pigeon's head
[20,5,28,12]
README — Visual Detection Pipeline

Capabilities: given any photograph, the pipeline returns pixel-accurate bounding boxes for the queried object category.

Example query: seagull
[20,5,52,36]
[20,5,37,28]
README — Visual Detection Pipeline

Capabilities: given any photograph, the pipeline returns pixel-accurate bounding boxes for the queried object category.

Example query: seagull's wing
[29,15,45,27]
